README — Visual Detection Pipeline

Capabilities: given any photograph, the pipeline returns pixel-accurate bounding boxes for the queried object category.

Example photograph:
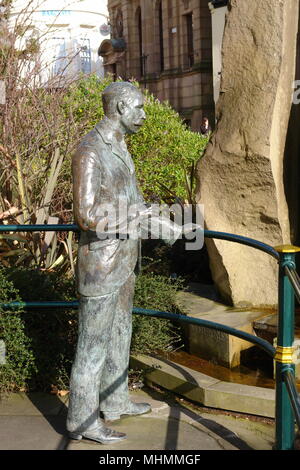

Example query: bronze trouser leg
[99,273,135,413]
[66,273,135,433]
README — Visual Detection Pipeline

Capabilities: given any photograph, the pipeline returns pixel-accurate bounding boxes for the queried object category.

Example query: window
[136,7,144,76]
[79,38,91,74]
[111,63,117,81]
[158,1,164,71]
[48,37,67,76]
[185,13,194,67]
[115,9,123,38]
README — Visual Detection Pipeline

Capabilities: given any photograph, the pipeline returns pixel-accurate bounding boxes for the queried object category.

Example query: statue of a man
[67,82,182,444]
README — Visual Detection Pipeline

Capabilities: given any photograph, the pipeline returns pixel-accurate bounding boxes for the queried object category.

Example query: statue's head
[102,81,146,135]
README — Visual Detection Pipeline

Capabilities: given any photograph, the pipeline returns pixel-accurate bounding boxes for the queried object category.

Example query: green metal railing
[0,224,300,450]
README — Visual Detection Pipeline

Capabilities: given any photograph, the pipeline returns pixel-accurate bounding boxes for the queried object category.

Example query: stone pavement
[0,388,275,451]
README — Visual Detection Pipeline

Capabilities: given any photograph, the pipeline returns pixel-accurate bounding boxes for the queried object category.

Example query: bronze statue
[67,82,182,444]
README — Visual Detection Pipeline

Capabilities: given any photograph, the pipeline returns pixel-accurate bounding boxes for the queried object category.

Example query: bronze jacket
[73,117,143,297]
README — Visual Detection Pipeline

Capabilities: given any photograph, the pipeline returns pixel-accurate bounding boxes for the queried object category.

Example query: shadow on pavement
[147,355,254,450]
[27,392,70,450]
[27,356,254,451]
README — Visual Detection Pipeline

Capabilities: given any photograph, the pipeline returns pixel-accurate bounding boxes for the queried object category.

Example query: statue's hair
[102,82,141,116]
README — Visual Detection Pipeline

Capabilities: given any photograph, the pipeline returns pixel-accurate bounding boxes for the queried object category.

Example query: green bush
[63,73,111,130]
[132,273,184,355]
[4,268,77,392]
[0,267,36,394]
[128,90,208,202]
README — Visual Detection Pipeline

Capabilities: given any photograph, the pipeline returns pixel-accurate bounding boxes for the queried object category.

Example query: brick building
[99,0,214,131]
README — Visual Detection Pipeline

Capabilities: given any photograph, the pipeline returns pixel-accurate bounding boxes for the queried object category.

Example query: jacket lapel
[95,121,135,174]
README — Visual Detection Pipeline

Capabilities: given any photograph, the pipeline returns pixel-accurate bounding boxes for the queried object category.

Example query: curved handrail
[0,224,79,232]
[0,224,279,259]
[204,230,279,260]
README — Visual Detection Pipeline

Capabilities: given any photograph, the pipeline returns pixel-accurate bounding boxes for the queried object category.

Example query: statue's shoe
[102,401,151,422]
[69,424,126,444]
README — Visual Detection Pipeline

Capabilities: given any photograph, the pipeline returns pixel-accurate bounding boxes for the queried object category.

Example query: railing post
[274,245,300,450]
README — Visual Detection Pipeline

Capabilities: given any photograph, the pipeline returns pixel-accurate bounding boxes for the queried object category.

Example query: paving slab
[205,381,275,418]
[193,412,274,451]
[67,416,233,451]
[0,388,274,450]
[0,415,68,450]
[0,392,66,416]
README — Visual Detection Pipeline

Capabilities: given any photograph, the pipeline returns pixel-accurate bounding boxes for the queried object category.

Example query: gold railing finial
[274,245,300,254]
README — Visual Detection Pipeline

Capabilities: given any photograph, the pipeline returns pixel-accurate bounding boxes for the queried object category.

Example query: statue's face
[119,91,146,135]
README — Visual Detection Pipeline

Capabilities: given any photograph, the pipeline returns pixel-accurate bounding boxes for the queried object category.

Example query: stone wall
[196,0,299,307]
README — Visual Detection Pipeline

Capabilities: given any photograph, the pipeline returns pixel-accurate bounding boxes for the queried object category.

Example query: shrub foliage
[0,267,36,393]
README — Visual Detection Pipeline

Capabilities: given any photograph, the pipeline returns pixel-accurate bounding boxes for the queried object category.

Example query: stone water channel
[170,283,300,391]
[130,283,299,419]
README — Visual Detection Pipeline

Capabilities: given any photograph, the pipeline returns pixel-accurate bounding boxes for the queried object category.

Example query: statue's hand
[182,223,203,235]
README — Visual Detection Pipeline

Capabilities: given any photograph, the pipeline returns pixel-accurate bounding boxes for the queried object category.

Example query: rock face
[197,0,299,307]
